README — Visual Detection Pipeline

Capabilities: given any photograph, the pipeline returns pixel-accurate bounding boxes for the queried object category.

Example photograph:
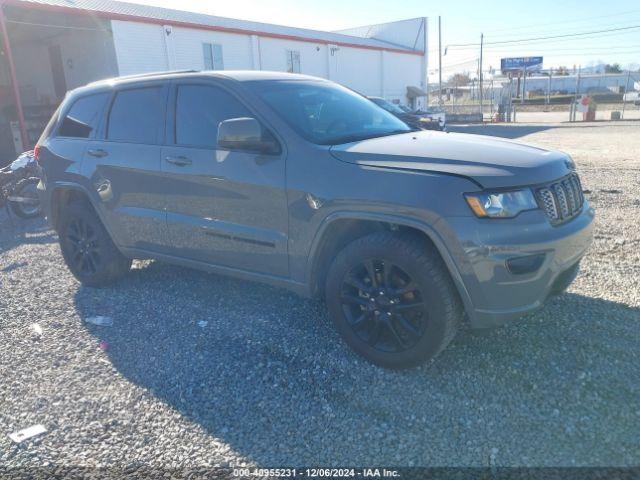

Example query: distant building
[0,0,429,161]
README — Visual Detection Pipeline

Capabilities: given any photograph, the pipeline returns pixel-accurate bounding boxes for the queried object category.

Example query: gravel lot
[1,122,639,470]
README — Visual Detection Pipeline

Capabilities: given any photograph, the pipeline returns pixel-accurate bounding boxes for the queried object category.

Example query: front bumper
[440,201,595,328]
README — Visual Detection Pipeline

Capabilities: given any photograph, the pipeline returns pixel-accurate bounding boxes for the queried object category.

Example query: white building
[0,0,428,160]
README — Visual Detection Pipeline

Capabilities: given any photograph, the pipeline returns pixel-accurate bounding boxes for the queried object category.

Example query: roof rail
[87,69,200,86]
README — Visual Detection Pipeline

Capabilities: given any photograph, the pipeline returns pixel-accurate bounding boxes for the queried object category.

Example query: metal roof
[5,0,421,53]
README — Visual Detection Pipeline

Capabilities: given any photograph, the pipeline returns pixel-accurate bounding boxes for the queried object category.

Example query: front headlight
[465,189,538,218]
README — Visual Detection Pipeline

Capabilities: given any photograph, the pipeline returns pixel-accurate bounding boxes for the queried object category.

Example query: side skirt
[119,247,310,298]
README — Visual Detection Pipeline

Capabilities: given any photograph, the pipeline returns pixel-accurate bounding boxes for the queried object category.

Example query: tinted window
[175,85,252,148]
[107,88,164,144]
[58,93,109,138]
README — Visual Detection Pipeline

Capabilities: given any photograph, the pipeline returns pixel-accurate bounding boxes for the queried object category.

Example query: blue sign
[501,57,543,74]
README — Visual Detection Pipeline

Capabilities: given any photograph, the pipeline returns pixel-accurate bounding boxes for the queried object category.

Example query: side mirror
[217,117,280,154]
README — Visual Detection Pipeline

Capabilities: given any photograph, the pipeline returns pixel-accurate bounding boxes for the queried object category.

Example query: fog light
[506,254,545,275]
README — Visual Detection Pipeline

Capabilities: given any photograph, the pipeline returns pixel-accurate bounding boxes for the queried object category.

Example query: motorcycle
[0,150,42,219]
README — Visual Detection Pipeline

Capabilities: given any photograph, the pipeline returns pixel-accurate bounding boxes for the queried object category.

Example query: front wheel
[9,177,41,219]
[325,231,462,369]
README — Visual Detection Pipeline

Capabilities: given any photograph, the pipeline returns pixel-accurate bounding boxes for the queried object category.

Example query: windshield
[248,81,411,145]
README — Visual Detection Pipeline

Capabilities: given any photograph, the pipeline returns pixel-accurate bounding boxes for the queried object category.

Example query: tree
[447,73,471,86]
[554,66,570,76]
[604,63,622,74]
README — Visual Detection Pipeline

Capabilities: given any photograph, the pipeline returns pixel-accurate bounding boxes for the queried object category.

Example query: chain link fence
[432,71,640,124]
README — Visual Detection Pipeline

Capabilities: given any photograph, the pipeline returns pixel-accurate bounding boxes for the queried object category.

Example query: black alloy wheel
[66,217,101,275]
[340,259,426,353]
[325,231,462,368]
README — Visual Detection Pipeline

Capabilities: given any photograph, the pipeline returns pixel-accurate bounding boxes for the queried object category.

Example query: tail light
[33,145,41,163]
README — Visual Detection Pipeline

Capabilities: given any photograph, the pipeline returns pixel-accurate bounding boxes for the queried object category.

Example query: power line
[447,24,640,48]
[467,18,640,41]
[448,28,640,51]
[481,8,640,35]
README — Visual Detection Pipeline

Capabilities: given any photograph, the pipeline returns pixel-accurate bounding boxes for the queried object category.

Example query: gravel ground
[1,122,639,470]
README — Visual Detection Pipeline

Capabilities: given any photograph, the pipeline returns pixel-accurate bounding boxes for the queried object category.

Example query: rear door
[81,83,171,253]
[162,81,288,276]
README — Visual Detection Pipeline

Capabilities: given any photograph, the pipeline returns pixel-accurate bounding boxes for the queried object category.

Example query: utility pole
[622,70,631,120]
[438,16,443,107]
[547,68,552,106]
[479,33,483,122]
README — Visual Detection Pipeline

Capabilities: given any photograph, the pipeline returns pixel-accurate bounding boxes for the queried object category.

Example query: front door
[162,82,288,277]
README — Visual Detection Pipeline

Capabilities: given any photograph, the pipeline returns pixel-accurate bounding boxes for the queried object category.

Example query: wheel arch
[49,182,102,231]
[307,211,475,322]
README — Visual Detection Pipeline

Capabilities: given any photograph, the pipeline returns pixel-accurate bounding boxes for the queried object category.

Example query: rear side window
[175,85,251,148]
[58,93,109,138]
[107,87,164,144]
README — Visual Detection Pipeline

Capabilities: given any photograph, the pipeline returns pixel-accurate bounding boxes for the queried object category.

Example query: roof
[4,0,422,54]
[109,69,325,83]
[80,70,328,92]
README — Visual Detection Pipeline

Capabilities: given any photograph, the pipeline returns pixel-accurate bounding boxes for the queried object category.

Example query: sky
[126,0,640,80]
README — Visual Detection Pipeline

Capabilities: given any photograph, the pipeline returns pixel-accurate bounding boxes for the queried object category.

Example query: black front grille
[536,173,584,225]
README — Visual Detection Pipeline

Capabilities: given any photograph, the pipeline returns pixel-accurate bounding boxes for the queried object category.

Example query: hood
[330,130,573,189]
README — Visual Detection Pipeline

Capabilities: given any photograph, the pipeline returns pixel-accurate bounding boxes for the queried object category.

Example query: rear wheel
[325,231,462,369]
[58,202,131,286]
[9,177,41,219]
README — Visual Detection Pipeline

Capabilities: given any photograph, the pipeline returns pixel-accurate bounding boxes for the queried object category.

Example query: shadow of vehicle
[0,210,57,255]
[73,261,640,466]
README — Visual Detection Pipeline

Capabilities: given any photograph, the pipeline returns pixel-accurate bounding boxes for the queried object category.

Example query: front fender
[305,210,476,323]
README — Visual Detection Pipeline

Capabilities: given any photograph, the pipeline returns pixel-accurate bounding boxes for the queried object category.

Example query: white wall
[110,20,424,104]
[171,26,253,70]
[333,46,382,96]
[384,53,423,103]
[259,37,328,78]
[112,21,169,75]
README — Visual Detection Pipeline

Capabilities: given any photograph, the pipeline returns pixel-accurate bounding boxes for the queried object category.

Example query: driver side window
[175,85,253,148]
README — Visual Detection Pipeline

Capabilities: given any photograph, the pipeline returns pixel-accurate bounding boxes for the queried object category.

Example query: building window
[203,43,224,70]
[286,50,300,73]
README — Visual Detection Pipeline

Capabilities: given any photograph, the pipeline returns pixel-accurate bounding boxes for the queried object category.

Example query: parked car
[415,106,447,131]
[368,96,442,131]
[37,71,594,368]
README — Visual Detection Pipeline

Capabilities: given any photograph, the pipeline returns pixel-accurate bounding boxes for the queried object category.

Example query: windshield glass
[248,81,411,145]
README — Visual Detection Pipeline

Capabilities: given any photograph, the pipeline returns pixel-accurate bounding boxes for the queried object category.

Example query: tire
[9,177,41,219]
[325,231,462,369]
[58,202,131,287]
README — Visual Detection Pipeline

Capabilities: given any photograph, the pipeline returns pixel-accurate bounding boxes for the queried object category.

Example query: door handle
[165,155,192,166]
[87,148,108,158]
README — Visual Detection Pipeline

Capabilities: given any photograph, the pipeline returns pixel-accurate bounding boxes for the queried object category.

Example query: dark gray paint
[38,71,595,328]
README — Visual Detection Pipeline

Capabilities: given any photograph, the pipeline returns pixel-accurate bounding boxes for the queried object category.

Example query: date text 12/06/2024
[233,468,400,478]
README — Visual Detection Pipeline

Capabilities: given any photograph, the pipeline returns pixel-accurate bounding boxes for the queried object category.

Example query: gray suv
[37,71,594,368]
